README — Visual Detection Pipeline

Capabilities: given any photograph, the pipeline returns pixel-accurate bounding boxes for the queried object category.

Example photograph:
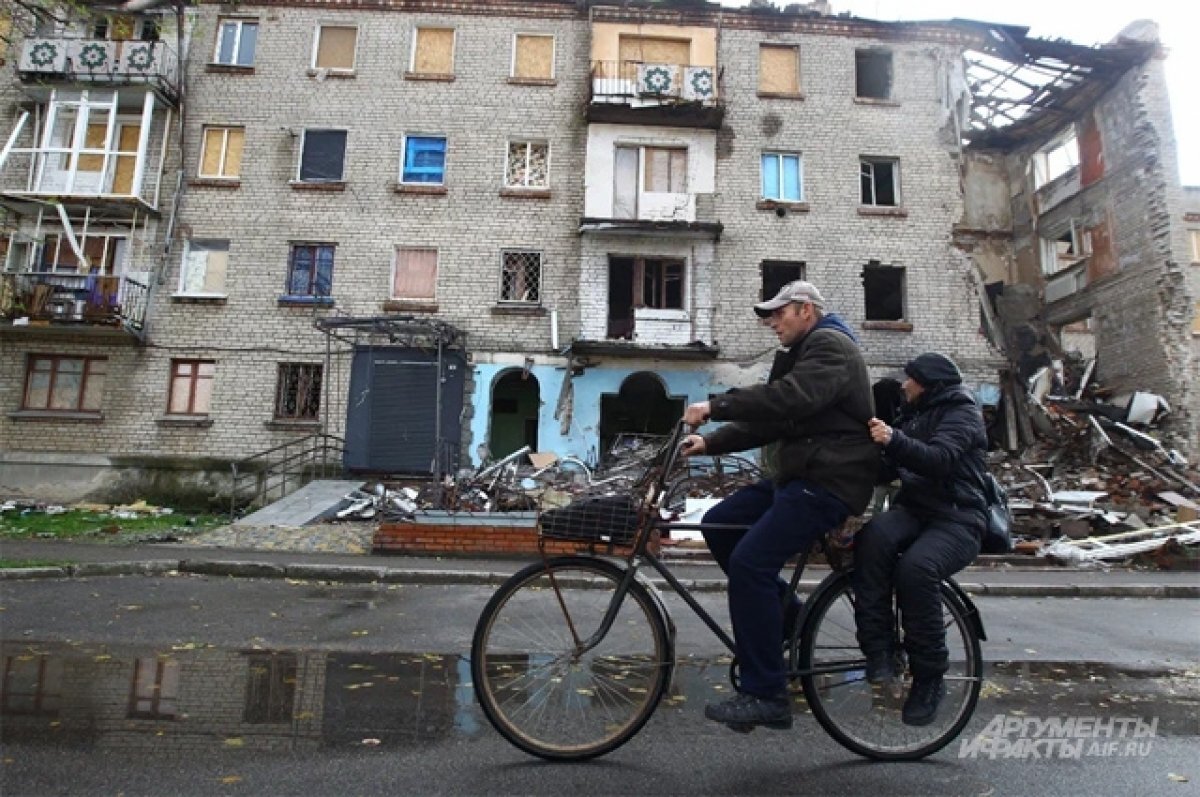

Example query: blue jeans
[701,479,850,698]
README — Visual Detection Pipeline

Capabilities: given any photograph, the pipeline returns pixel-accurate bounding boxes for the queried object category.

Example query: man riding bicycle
[680,280,879,731]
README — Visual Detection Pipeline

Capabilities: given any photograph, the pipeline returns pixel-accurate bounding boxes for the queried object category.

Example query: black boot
[864,650,896,685]
[902,676,944,726]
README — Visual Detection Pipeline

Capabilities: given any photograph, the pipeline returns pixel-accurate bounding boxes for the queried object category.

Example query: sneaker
[864,651,897,685]
[705,692,793,732]
[902,676,945,727]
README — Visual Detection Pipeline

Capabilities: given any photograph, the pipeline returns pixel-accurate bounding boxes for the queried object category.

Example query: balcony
[588,61,724,129]
[0,272,149,341]
[17,37,180,102]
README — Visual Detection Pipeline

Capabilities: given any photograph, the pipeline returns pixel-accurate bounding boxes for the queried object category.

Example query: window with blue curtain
[402,136,447,184]
[287,244,335,297]
[761,152,802,201]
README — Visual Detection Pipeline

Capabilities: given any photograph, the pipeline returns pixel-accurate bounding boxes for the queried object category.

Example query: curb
[1,558,1197,598]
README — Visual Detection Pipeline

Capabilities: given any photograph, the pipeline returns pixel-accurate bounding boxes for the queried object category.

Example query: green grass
[0,509,225,540]
[0,559,72,569]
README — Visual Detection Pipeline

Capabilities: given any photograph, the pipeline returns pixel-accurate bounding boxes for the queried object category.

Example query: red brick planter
[373,512,640,556]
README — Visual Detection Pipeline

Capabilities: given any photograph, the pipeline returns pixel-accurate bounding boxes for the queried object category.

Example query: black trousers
[852,505,981,678]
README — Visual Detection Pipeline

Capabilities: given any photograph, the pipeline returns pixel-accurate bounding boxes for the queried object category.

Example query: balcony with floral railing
[588,60,724,128]
[0,271,149,340]
[17,37,180,100]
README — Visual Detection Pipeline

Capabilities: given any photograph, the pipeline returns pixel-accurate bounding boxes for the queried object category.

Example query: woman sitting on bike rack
[854,352,988,727]
[680,280,880,732]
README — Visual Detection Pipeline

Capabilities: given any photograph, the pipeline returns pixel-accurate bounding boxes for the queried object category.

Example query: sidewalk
[2,532,1197,597]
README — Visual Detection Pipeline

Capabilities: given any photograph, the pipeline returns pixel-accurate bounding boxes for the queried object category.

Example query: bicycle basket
[538,493,642,546]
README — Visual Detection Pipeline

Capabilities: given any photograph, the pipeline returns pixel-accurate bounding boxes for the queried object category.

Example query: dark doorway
[608,256,635,339]
[488,370,540,459]
[598,372,685,454]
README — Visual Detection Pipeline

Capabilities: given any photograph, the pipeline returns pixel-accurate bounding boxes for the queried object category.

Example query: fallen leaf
[361,738,381,746]
[1168,774,1189,783]
[220,775,242,785]
[351,630,369,637]
[224,738,244,747]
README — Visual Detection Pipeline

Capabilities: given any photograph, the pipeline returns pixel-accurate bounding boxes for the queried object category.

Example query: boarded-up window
[394,247,437,299]
[1193,302,1200,336]
[199,126,244,178]
[179,239,229,295]
[77,124,108,172]
[513,34,553,79]
[619,36,690,66]
[314,25,357,70]
[1190,230,1200,263]
[759,45,799,94]
[412,27,454,74]
[644,147,687,193]
[0,13,12,62]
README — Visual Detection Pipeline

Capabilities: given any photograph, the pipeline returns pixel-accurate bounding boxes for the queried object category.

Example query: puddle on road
[0,640,1195,754]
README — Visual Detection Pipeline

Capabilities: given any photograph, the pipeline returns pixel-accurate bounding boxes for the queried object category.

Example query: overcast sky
[719,0,1198,186]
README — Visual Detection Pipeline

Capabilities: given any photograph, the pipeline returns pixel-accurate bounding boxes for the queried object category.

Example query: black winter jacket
[702,318,880,514]
[884,384,988,522]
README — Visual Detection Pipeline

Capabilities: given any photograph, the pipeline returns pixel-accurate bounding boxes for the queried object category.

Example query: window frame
[511,32,555,80]
[286,243,336,298]
[128,657,180,719]
[167,359,216,416]
[761,260,805,300]
[862,261,907,322]
[410,26,456,76]
[1033,130,1080,189]
[274,363,323,422]
[399,134,448,186]
[758,43,800,95]
[504,140,550,189]
[1188,229,1200,264]
[860,156,900,207]
[177,238,230,297]
[297,128,347,183]
[198,125,244,180]
[213,17,258,66]
[854,48,893,100]
[311,23,359,72]
[761,151,803,202]
[21,355,107,413]
[392,246,438,300]
[642,146,687,193]
[499,249,543,305]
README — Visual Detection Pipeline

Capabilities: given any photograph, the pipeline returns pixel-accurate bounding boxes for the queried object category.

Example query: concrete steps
[233,479,365,527]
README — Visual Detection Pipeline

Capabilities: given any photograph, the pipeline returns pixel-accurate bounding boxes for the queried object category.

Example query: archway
[488,370,540,459]
[599,371,684,456]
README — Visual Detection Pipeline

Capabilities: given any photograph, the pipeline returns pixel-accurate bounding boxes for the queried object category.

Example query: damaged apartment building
[0,0,1194,505]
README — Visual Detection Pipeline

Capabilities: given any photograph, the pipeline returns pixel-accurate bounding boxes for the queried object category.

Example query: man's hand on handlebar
[683,401,711,428]
[680,434,707,457]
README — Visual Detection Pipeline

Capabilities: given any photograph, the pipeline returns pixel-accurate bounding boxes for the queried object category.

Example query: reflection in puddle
[1,640,1194,754]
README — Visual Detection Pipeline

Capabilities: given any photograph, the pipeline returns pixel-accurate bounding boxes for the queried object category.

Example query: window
[128,658,180,719]
[1040,223,1091,276]
[1189,230,1200,263]
[644,147,686,193]
[642,259,683,309]
[761,261,805,300]
[758,44,799,95]
[168,359,215,415]
[199,126,243,179]
[393,247,437,299]
[411,27,455,75]
[313,25,357,71]
[298,129,347,182]
[244,654,297,724]
[863,261,905,321]
[37,233,126,275]
[2,655,63,715]
[855,49,892,100]
[1033,131,1080,188]
[860,157,899,206]
[400,136,447,185]
[214,18,258,66]
[761,153,802,202]
[275,364,322,421]
[22,356,106,412]
[178,239,229,295]
[500,251,542,304]
[286,243,335,297]
[513,34,554,80]
[505,141,549,189]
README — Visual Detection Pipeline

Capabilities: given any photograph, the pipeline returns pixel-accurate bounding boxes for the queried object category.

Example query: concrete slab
[232,479,365,528]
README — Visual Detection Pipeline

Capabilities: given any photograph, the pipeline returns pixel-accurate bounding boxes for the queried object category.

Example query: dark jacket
[701,314,880,514]
[884,383,988,522]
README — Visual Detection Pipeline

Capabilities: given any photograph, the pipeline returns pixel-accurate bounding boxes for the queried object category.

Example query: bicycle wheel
[471,556,673,761]
[798,572,981,760]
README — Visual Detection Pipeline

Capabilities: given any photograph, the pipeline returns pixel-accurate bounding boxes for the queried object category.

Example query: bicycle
[471,421,986,761]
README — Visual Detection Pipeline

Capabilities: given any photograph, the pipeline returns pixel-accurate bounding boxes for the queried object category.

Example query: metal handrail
[230,432,346,517]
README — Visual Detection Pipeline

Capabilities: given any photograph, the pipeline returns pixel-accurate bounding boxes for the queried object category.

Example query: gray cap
[753,280,827,318]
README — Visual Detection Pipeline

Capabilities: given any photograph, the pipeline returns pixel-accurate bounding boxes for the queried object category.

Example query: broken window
[1040,223,1091,275]
[644,147,687,193]
[244,654,297,724]
[1,655,63,715]
[215,18,258,66]
[38,233,126,275]
[411,27,455,75]
[505,141,549,189]
[178,239,229,295]
[761,152,802,201]
[168,359,215,415]
[500,250,542,303]
[607,257,686,338]
[642,260,683,309]
[298,129,346,182]
[275,363,322,421]
[401,135,447,185]
[860,157,899,206]
[22,356,106,412]
[862,261,905,321]
[393,247,437,299]
[513,34,554,80]
[758,44,800,95]
[313,25,357,71]
[128,658,179,719]
[855,49,892,100]
[1033,130,1079,189]
[287,243,335,297]
[761,260,805,300]
[199,126,244,179]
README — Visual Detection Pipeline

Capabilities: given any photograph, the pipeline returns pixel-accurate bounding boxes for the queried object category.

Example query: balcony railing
[590,60,719,104]
[17,37,180,98]
[1,272,149,336]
